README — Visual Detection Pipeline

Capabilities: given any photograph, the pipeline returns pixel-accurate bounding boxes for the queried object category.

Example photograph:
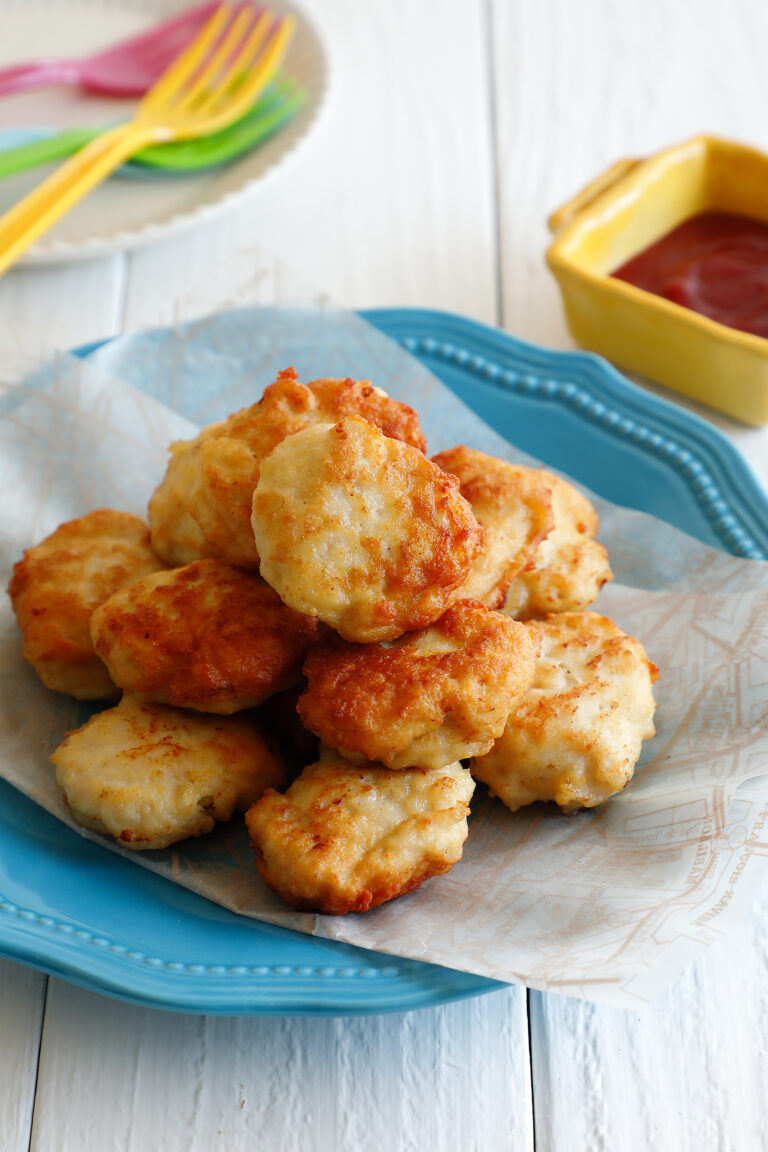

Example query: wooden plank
[122,0,499,328]
[0,961,46,1152]
[491,2,768,1148]
[30,981,532,1152]
[529,884,768,1151]
[0,256,125,365]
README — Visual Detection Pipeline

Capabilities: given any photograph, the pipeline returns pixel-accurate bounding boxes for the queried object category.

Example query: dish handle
[547,157,642,233]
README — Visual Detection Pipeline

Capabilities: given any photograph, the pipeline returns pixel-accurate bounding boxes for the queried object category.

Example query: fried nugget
[52,694,286,850]
[502,471,612,619]
[7,510,165,700]
[246,749,474,913]
[431,446,554,608]
[91,559,316,714]
[470,612,658,812]
[148,368,427,569]
[187,436,264,569]
[147,420,226,567]
[252,416,482,643]
[299,601,541,770]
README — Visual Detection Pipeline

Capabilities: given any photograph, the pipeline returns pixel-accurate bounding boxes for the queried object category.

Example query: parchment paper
[1,305,767,1007]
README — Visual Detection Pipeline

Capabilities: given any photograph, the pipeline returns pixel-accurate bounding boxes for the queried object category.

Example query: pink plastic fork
[0,0,224,98]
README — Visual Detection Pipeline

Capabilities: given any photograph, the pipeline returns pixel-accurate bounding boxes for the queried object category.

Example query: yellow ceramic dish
[546,135,768,426]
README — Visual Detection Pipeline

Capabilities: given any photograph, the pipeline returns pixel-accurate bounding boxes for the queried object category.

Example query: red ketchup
[612,211,768,339]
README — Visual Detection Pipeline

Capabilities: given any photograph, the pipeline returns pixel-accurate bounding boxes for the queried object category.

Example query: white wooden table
[2,2,768,1148]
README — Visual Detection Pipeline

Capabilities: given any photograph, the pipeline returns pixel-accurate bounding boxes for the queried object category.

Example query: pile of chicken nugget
[7,369,658,915]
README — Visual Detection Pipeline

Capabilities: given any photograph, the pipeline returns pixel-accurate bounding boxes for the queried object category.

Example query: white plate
[0,0,329,263]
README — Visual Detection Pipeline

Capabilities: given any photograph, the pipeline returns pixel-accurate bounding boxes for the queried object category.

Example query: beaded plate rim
[0,887,500,1014]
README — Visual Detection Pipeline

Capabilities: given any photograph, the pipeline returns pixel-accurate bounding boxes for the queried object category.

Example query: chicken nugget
[470,612,658,812]
[220,368,427,455]
[52,694,286,850]
[246,749,474,913]
[502,471,612,619]
[147,420,226,567]
[252,416,482,643]
[186,436,264,569]
[7,509,165,700]
[149,368,426,569]
[299,601,541,769]
[91,559,316,714]
[431,446,554,608]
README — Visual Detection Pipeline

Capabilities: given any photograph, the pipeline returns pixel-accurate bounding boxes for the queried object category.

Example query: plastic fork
[0,76,305,178]
[0,1,222,98]
[0,3,295,276]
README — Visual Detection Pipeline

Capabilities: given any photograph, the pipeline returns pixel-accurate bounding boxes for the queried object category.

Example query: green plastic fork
[0,77,304,180]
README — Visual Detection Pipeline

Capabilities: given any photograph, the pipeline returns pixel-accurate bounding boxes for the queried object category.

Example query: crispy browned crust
[372,447,483,630]
[307,376,427,452]
[149,369,426,570]
[431,446,555,607]
[502,470,613,618]
[251,828,453,914]
[7,509,164,699]
[220,367,427,454]
[91,559,317,714]
[470,611,658,812]
[181,370,320,572]
[252,416,482,643]
[298,601,541,768]
[245,754,474,914]
[148,421,227,566]
[189,437,262,569]
[52,695,287,850]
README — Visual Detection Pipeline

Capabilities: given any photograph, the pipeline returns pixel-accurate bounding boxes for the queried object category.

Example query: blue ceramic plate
[1,307,766,1017]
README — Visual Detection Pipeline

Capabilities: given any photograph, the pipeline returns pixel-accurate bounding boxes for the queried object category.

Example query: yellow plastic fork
[0,3,295,276]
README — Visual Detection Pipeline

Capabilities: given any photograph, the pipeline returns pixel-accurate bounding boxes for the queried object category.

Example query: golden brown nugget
[431,446,554,608]
[246,750,474,914]
[91,559,317,714]
[149,368,426,569]
[252,416,482,643]
[502,471,612,619]
[299,601,541,770]
[188,436,265,569]
[470,612,658,812]
[7,509,165,700]
[52,695,286,850]
[147,420,225,567]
